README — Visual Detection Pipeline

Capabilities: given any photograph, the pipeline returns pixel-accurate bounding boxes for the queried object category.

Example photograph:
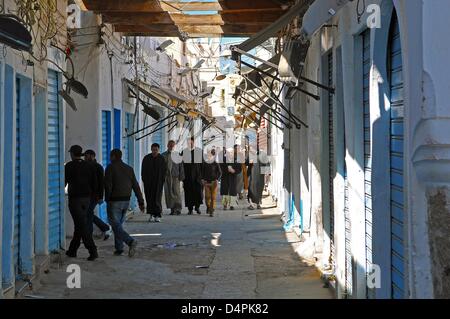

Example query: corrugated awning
[233,0,313,54]
[299,0,350,40]
[238,53,281,91]
[124,78,188,106]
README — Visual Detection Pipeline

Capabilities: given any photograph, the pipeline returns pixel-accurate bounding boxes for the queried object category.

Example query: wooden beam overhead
[115,24,267,36]
[83,0,286,13]
[83,1,222,13]
[218,0,287,10]
[82,0,292,38]
[102,12,284,26]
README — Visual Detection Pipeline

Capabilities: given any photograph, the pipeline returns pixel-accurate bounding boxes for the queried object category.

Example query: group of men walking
[65,145,144,261]
[64,138,267,261]
[143,138,222,219]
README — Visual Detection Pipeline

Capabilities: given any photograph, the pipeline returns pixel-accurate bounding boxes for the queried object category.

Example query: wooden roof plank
[83,0,286,12]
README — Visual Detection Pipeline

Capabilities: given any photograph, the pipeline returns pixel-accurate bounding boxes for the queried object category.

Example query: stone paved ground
[29,195,334,299]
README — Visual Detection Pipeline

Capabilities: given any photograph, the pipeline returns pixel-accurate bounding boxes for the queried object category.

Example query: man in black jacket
[84,150,113,240]
[65,145,98,261]
[105,149,145,257]
[182,138,204,215]
[142,143,167,222]
[202,149,222,217]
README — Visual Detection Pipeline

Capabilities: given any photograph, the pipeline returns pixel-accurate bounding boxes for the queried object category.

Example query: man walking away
[65,145,98,261]
[142,143,167,222]
[183,137,204,215]
[104,149,145,257]
[220,146,242,210]
[84,150,113,240]
[162,140,185,216]
[202,149,222,217]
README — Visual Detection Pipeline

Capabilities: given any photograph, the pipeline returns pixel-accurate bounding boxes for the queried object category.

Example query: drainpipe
[108,50,114,107]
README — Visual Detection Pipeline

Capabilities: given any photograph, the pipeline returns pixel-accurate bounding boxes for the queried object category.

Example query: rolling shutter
[388,13,405,299]
[362,29,374,298]
[100,110,112,221]
[14,77,21,277]
[47,70,63,252]
[327,52,336,268]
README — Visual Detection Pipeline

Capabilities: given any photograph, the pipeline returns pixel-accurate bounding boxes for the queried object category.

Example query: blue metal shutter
[100,111,112,221]
[344,163,352,297]
[327,52,335,267]
[362,29,374,298]
[14,77,21,276]
[114,108,121,150]
[389,13,405,299]
[47,70,63,252]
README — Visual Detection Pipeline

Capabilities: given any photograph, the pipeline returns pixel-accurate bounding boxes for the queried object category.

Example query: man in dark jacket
[142,143,167,222]
[105,149,145,257]
[65,145,98,261]
[84,150,113,240]
[202,148,222,217]
[183,138,203,215]
[220,145,243,210]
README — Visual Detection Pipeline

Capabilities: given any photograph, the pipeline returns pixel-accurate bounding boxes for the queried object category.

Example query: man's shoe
[129,240,138,258]
[257,204,262,209]
[196,210,201,215]
[148,216,155,222]
[104,226,113,241]
[155,217,162,223]
[230,206,235,211]
[176,211,182,216]
[248,205,255,210]
[188,210,193,215]
[170,210,176,215]
[114,250,124,256]
[87,251,98,261]
[66,251,77,258]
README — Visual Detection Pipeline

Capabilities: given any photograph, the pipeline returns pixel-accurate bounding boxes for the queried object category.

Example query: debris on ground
[195,265,210,269]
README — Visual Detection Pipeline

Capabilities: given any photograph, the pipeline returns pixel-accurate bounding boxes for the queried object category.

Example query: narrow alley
[30,196,332,299]
[2,0,450,303]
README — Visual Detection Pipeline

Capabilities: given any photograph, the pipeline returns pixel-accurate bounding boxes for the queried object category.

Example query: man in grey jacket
[104,149,145,257]
[162,140,185,215]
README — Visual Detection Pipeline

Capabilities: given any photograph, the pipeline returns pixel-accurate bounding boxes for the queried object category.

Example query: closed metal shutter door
[389,13,405,299]
[47,70,63,252]
[114,109,121,150]
[14,77,21,276]
[344,163,352,297]
[327,52,335,267]
[100,111,112,221]
[362,29,374,298]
